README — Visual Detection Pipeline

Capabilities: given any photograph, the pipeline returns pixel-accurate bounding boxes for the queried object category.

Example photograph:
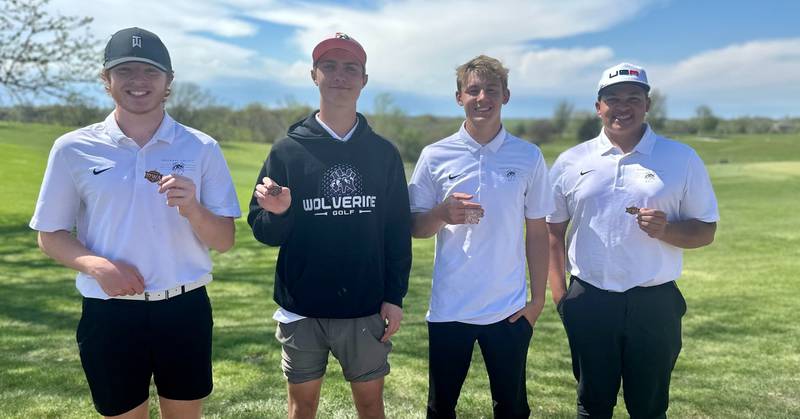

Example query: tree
[647,89,667,131]
[694,105,719,134]
[166,82,216,128]
[552,100,574,134]
[0,0,97,102]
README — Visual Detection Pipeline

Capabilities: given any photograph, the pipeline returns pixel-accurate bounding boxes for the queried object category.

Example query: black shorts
[76,286,213,416]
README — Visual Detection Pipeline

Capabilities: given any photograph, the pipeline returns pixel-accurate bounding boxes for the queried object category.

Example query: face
[595,83,650,138]
[310,49,367,107]
[456,71,509,126]
[105,61,171,117]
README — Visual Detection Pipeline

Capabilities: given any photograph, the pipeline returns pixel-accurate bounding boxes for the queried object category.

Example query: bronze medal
[144,170,163,183]
[625,206,640,215]
[267,185,282,196]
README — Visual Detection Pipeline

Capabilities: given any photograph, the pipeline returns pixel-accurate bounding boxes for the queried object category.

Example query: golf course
[1,121,798,418]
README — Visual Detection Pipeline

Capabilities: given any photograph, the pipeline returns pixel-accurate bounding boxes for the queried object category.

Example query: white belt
[113,276,211,302]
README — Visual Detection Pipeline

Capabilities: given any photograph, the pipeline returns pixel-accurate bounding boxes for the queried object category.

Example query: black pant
[559,277,686,419]
[427,318,533,419]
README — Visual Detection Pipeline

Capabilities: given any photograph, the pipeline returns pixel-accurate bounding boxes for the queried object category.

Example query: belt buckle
[144,292,151,302]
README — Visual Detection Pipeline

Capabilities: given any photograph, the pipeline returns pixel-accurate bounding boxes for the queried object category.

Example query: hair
[455,55,509,92]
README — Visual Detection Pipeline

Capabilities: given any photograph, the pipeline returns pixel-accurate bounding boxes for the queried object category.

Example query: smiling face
[311,48,368,108]
[105,62,171,117]
[596,82,650,140]
[456,71,509,128]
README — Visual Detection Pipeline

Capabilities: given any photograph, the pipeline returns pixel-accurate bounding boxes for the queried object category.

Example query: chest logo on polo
[303,164,376,217]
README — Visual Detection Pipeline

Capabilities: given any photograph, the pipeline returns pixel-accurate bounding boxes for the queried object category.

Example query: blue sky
[51,0,800,118]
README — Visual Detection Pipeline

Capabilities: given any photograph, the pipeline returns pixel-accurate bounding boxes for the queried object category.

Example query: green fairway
[1,121,798,418]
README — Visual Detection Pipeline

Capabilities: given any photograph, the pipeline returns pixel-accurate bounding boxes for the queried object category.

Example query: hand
[435,192,483,225]
[254,177,292,215]
[508,298,545,328]
[379,302,403,343]
[158,174,200,217]
[637,208,668,239]
[88,258,145,297]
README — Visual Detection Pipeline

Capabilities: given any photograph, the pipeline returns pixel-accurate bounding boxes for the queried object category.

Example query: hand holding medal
[254,176,291,215]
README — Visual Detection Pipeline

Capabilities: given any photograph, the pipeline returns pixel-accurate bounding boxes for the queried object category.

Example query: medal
[625,206,640,215]
[144,170,163,183]
[267,185,282,196]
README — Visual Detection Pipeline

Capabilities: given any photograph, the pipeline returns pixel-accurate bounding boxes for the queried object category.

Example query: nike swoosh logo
[448,174,462,180]
[579,170,595,176]
[92,167,112,175]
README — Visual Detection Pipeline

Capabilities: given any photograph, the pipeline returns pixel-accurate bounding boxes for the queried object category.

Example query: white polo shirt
[547,125,719,292]
[30,112,241,299]
[409,123,554,325]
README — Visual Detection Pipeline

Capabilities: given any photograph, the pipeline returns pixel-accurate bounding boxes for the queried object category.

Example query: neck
[114,107,165,147]
[465,119,502,145]
[318,103,358,138]
[605,124,647,153]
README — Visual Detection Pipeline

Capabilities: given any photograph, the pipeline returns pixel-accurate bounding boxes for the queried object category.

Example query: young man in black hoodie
[248,33,412,419]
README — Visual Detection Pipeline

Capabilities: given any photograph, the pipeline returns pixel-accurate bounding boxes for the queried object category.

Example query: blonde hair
[456,55,509,92]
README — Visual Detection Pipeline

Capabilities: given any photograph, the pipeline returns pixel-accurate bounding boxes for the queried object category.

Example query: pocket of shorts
[76,298,98,344]
[673,283,687,317]
[365,313,387,342]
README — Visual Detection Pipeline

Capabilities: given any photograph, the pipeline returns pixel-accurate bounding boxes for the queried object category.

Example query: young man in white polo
[248,33,411,419]
[29,27,240,418]
[547,63,719,418]
[408,55,553,419]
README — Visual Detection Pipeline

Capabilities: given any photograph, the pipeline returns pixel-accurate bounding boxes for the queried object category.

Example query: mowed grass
[1,121,799,418]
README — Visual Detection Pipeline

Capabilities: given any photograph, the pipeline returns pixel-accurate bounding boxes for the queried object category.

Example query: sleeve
[382,149,412,307]
[545,156,571,223]
[407,150,438,213]
[524,150,556,219]
[680,150,720,223]
[247,147,295,246]
[29,140,81,232]
[200,142,241,218]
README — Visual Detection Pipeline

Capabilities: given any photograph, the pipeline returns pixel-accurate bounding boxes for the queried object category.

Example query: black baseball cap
[103,27,172,73]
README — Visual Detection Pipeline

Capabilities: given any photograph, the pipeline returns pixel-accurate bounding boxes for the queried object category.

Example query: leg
[427,321,478,419]
[477,318,533,419]
[158,397,202,419]
[561,278,626,418]
[151,288,213,406]
[288,378,324,419]
[622,282,685,419]
[103,400,148,419]
[351,377,386,419]
[77,298,152,417]
[276,318,330,418]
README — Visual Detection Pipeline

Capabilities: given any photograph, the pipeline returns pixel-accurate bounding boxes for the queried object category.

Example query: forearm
[184,205,235,252]
[660,219,716,249]
[38,230,108,275]
[547,222,569,304]
[411,207,445,238]
[525,218,549,304]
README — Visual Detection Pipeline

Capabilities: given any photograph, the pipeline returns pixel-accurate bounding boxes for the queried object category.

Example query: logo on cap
[335,32,352,40]
[132,35,142,48]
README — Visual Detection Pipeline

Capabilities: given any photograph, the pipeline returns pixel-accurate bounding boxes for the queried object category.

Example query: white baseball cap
[597,62,649,95]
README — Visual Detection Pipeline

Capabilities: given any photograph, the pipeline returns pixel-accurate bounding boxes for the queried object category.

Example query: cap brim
[104,57,171,73]
[598,80,650,95]
[313,38,366,66]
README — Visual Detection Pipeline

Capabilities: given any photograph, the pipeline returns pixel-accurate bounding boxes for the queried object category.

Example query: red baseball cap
[312,32,367,68]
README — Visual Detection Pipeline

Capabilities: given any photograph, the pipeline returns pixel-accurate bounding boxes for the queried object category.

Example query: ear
[455,91,463,106]
[595,100,602,116]
[310,68,318,85]
[362,73,368,87]
[503,88,510,105]
[645,96,651,113]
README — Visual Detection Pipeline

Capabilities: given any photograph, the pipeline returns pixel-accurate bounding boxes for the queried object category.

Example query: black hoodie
[248,111,412,318]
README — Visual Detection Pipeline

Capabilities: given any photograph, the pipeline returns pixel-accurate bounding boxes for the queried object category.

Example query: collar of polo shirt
[598,124,657,156]
[457,122,506,154]
[104,112,177,145]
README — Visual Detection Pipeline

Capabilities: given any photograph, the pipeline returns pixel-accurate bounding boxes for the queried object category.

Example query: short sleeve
[29,140,81,232]
[408,150,438,213]
[680,150,719,223]
[200,142,241,218]
[524,151,555,219]
[546,156,571,223]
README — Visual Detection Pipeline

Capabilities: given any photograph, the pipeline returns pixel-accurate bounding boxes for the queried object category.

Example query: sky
[47,0,800,118]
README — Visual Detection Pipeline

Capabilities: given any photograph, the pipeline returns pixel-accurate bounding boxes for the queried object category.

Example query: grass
[1,121,799,418]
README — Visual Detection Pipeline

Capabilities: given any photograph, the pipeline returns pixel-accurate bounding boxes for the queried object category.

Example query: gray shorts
[275,313,392,384]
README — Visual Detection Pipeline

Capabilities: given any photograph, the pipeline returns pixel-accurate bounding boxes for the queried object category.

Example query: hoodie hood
[287,111,373,142]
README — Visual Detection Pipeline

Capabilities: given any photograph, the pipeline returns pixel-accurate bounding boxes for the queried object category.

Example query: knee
[354,397,384,419]
[288,398,318,419]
